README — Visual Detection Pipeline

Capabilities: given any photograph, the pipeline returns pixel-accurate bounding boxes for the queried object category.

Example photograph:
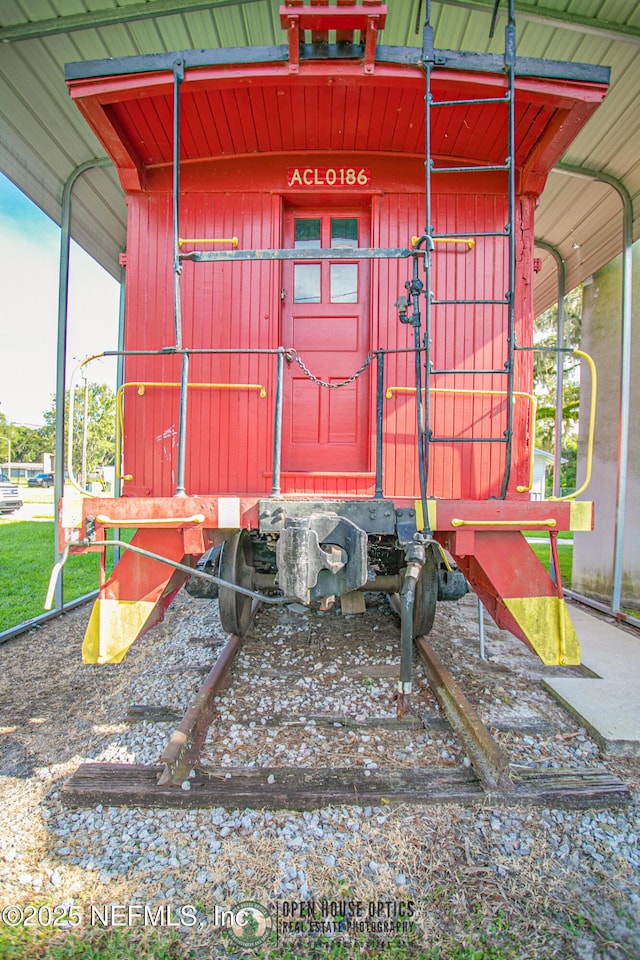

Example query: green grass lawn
[523,529,573,540]
[0,488,135,632]
[529,541,573,586]
[0,520,101,632]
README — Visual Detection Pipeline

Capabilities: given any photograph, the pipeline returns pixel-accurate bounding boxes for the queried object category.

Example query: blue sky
[0,173,120,426]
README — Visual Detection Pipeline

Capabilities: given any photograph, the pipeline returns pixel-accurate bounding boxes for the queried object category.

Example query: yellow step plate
[82,598,157,664]
[504,596,581,666]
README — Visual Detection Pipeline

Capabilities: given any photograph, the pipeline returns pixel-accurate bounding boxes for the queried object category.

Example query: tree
[10,424,50,462]
[41,382,116,480]
[534,285,583,496]
[0,409,51,465]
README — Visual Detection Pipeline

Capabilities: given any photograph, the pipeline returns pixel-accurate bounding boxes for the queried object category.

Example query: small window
[294,263,321,302]
[331,263,358,303]
[295,219,321,248]
[331,217,358,249]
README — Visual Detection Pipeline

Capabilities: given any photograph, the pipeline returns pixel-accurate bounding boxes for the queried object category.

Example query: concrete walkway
[543,602,640,756]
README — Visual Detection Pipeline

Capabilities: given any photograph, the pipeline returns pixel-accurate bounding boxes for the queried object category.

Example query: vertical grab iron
[172,59,188,497]
[500,2,517,499]
[421,1,435,530]
[375,350,385,499]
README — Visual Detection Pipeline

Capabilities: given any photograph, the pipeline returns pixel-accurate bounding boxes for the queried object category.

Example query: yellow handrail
[385,386,537,493]
[116,381,267,482]
[412,235,475,250]
[131,382,267,398]
[95,514,205,527]
[548,349,597,501]
[178,236,239,248]
[451,518,556,528]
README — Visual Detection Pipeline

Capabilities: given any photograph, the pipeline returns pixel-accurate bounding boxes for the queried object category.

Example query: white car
[0,473,23,514]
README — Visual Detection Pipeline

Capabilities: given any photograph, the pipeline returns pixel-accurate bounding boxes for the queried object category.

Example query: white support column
[572,242,640,612]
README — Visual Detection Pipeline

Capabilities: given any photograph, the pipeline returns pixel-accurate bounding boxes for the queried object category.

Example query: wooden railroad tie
[62,762,630,810]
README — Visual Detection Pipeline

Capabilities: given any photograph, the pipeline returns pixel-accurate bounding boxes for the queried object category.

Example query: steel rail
[565,591,640,631]
[0,592,98,646]
[158,631,244,786]
[414,636,512,791]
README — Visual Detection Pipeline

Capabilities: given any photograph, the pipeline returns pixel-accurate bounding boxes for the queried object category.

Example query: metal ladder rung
[429,436,509,444]
[436,230,510,239]
[432,298,510,306]
[431,163,510,174]
[430,95,510,107]
[431,368,508,375]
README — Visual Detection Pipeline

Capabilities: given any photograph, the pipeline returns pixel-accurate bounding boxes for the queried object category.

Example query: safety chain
[288,349,376,388]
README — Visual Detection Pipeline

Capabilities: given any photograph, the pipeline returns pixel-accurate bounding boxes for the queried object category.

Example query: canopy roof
[1,0,638,312]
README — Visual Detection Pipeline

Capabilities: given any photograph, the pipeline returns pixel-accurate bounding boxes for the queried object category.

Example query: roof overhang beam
[0,0,262,44]
[65,43,610,84]
[437,0,640,45]
[4,0,640,46]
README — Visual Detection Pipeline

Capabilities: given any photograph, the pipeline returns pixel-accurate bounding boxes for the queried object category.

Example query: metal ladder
[419,0,517,505]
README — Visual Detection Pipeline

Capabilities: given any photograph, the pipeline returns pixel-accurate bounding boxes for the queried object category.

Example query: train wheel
[413,544,438,638]
[218,530,254,636]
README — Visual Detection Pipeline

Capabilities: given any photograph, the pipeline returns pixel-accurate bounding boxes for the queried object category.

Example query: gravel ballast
[0,589,638,958]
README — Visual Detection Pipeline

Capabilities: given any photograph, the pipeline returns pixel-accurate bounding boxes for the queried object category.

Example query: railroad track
[62,596,629,810]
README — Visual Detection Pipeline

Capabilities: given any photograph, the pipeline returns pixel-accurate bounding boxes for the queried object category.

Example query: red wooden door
[281,209,371,473]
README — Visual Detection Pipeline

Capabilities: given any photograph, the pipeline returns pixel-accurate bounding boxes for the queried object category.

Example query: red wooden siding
[121,177,534,502]
[123,191,279,497]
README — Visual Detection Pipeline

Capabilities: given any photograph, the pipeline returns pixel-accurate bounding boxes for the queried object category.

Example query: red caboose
[60,3,608,700]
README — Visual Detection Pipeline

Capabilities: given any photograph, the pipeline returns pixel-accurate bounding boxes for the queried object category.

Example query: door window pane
[295,219,321,248]
[330,263,358,303]
[331,218,358,248]
[294,263,321,302]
